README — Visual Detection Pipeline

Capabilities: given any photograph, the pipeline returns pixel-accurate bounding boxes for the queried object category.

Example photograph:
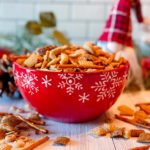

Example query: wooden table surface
[0,91,150,150]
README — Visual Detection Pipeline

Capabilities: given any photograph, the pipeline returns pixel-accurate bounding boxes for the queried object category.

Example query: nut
[14,139,26,148]
[5,134,17,142]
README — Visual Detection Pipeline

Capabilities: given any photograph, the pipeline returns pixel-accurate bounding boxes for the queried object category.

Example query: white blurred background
[0,0,149,44]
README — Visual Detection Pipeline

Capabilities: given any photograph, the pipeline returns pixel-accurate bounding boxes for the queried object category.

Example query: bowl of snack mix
[13,42,129,123]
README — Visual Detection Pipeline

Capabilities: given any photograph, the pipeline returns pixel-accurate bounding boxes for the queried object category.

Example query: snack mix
[14,42,127,72]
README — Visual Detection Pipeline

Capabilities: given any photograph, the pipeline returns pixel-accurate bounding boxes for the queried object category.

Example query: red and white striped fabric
[98,0,143,47]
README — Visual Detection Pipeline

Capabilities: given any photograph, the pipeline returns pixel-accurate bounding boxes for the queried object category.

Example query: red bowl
[13,62,129,123]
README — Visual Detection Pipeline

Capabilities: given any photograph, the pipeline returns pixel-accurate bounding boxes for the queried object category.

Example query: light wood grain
[0,91,150,150]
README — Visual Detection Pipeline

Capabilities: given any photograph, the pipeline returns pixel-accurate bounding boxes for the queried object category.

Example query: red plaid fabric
[98,0,143,47]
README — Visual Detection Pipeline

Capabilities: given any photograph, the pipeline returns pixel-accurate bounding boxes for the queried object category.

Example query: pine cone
[0,54,21,98]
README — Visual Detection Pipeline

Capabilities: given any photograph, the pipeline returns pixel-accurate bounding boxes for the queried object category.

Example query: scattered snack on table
[90,122,150,141]
[5,133,17,142]
[27,113,41,121]
[0,129,6,139]
[116,102,150,131]
[137,133,150,143]
[130,129,145,137]
[13,42,127,72]
[137,104,150,115]
[110,127,125,138]
[14,139,26,148]
[115,114,150,130]
[0,143,12,150]
[129,145,150,150]
[16,115,48,134]
[92,127,107,136]
[91,102,150,143]
[118,105,134,116]
[10,106,26,113]
[0,104,49,150]
[53,136,70,146]
[134,111,148,122]
[23,136,49,150]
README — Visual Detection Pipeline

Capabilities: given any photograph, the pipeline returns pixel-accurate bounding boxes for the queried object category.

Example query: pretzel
[69,57,78,65]
[35,62,42,68]
[47,57,60,67]
[41,60,48,69]
[10,54,29,62]
[115,115,150,130]
[0,112,12,116]
[44,51,50,61]
[23,136,49,150]
[136,102,150,106]
[37,55,43,62]
[57,64,105,69]
[69,49,86,58]
[129,145,150,150]
[16,115,48,134]
[50,45,67,59]
[27,119,46,125]
[137,105,150,115]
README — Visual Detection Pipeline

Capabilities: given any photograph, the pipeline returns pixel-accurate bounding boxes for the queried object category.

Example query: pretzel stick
[136,103,150,107]
[6,131,17,135]
[27,119,46,126]
[0,112,12,116]
[23,136,49,150]
[16,115,48,134]
[136,104,150,115]
[129,145,150,150]
[115,115,150,130]
[10,55,29,61]
[57,64,104,69]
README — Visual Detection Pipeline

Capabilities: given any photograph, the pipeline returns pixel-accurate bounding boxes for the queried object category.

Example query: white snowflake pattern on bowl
[41,75,52,88]
[57,73,83,95]
[78,93,90,103]
[14,71,39,95]
[91,71,126,101]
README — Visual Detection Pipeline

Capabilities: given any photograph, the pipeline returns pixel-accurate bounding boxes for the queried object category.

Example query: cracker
[50,46,67,59]
[24,53,38,68]
[134,111,148,122]
[53,136,70,146]
[118,105,134,116]
[110,128,125,138]
[138,133,150,143]
[138,105,150,115]
[130,129,145,137]
[78,60,94,66]
[92,127,107,136]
